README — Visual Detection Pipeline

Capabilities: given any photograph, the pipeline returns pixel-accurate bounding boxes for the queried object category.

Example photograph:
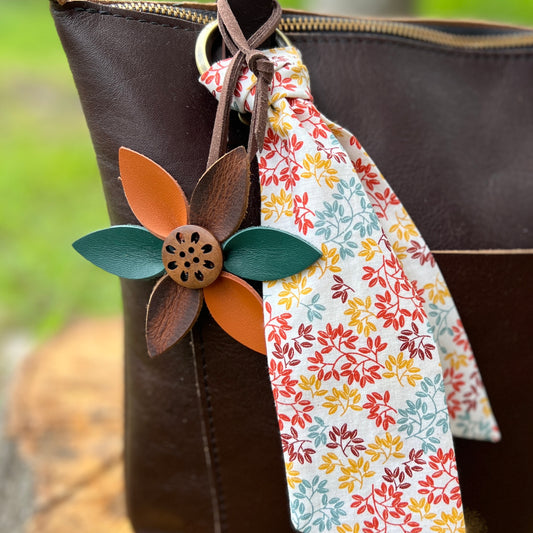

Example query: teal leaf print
[427,303,455,338]
[304,293,326,322]
[453,411,493,440]
[291,476,346,532]
[315,179,379,260]
[397,374,449,453]
[307,416,329,448]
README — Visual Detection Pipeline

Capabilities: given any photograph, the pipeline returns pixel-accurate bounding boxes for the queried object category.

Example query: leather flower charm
[73,146,321,357]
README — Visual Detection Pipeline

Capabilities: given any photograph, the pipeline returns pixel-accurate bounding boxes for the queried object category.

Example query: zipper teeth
[108,2,533,49]
[107,2,214,23]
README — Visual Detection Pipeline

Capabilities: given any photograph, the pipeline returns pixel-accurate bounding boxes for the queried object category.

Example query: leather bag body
[51,1,533,531]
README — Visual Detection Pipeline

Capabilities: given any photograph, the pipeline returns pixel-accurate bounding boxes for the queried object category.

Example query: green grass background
[1,0,532,340]
[420,0,533,25]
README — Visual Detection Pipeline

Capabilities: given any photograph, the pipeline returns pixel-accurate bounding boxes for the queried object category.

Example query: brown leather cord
[227,0,278,39]
[207,0,282,167]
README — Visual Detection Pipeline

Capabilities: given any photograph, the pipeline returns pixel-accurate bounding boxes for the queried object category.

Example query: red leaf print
[418,448,462,509]
[280,426,316,464]
[363,391,397,430]
[326,424,366,457]
[294,192,315,235]
[397,322,436,360]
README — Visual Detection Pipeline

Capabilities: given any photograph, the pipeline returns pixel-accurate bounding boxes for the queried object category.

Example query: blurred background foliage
[419,0,533,24]
[1,0,532,341]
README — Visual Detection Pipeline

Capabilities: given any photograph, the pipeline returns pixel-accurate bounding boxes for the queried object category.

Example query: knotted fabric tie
[206,0,281,167]
[202,46,499,532]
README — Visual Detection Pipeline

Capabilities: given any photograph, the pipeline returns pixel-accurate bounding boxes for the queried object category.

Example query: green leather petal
[223,227,322,281]
[73,225,165,280]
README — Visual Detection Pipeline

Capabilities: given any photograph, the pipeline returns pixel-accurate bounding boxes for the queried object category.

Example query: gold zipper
[105,1,533,50]
[106,2,215,24]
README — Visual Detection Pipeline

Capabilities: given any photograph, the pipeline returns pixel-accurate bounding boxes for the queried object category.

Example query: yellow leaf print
[278,272,312,310]
[319,452,341,475]
[269,99,293,136]
[392,240,408,261]
[365,432,405,464]
[408,497,437,521]
[325,121,344,138]
[308,243,341,278]
[481,397,491,417]
[423,274,451,305]
[344,295,377,337]
[337,525,360,533]
[338,457,375,492]
[289,62,309,86]
[268,100,292,137]
[444,350,468,372]
[270,92,287,106]
[299,375,327,398]
[301,152,339,189]
[358,238,382,262]
[430,508,465,533]
[261,190,293,223]
[285,462,302,489]
[382,352,422,387]
[322,385,362,416]
[389,207,420,242]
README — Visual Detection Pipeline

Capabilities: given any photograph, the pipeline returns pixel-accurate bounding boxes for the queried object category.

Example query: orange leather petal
[146,275,203,357]
[119,147,189,239]
[190,146,250,242]
[203,272,266,355]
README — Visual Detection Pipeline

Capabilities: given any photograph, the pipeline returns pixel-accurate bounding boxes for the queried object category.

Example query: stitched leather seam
[199,337,228,533]
[65,7,533,58]
[433,249,533,254]
[295,34,533,58]
[71,6,201,31]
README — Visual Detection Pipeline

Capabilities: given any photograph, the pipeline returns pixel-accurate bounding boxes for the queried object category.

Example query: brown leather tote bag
[51,1,533,531]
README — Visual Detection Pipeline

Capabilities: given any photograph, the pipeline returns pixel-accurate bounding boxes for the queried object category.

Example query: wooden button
[162,225,223,289]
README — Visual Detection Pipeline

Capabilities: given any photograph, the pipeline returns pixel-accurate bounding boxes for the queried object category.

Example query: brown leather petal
[145,275,203,357]
[189,146,250,242]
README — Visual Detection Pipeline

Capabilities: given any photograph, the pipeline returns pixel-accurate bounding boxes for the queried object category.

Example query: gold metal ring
[195,20,292,75]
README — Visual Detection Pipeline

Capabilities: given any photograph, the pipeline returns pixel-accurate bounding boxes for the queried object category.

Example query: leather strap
[228,0,278,39]
[207,0,281,166]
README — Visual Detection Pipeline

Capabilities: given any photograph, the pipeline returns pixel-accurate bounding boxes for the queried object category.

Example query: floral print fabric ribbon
[201,47,499,532]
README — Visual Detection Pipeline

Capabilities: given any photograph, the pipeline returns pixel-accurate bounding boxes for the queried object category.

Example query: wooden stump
[7,317,132,533]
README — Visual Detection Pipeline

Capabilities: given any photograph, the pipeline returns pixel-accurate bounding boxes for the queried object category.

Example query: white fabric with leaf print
[201,46,499,533]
